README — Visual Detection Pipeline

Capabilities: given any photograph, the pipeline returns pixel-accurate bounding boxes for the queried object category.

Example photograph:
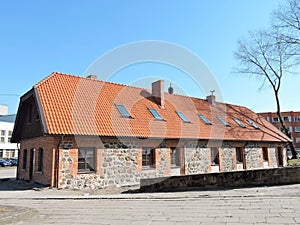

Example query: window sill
[171,165,180,168]
[142,166,156,170]
[77,170,96,174]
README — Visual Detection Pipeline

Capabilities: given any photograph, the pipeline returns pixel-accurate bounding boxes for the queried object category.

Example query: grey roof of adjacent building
[0,114,16,123]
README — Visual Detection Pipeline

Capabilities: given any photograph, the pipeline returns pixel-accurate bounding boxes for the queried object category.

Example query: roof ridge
[33,72,257,110]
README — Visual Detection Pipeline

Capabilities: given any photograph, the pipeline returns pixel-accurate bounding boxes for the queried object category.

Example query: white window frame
[295,127,300,133]
[0,130,5,143]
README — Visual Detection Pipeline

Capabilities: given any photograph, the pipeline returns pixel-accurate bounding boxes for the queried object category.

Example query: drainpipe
[16,143,20,180]
[55,136,63,188]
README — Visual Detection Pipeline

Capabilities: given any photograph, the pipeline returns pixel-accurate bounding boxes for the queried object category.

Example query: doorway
[277,146,283,166]
[29,149,35,181]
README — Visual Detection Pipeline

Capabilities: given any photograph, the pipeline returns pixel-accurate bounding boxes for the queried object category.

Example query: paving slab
[0,178,300,224]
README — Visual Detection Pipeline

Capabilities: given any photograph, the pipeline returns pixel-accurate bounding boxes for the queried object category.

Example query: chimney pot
[87,75,97,80]
[206,91,216,106]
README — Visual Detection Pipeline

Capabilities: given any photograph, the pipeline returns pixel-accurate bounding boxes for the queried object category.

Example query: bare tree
[234,29,298,158]
[273,0,300,47]
[234,0,299,159]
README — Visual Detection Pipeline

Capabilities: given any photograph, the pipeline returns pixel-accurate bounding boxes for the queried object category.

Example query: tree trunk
[275,90,298,159]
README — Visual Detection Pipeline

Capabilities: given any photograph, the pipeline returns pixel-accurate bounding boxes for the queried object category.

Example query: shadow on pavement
[0,178,48,191]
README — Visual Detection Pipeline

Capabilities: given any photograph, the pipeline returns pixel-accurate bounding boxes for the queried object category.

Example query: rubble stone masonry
[17,136,287,190]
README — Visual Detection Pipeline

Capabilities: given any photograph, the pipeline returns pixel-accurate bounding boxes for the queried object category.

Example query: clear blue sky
[1,0,299,115]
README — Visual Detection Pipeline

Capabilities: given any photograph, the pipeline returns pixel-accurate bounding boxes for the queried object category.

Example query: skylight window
[115,104,132,118]
[149,108,164,120]
[199,114,212,125]
[247,119,259,129]
[217,116,230,127]
[233,118,246,128]
[176,111,191,123]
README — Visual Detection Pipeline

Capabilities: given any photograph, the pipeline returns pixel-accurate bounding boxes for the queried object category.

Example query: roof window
[149,108,164,120]
[233,118,246,128]
[176,111,191,123]
[247,119,259,129]
[115,104,132,118]
[199,114,212,125]
[217,116,230,127]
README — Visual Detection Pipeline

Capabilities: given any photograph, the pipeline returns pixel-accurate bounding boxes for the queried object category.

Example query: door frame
[29,148,35,181]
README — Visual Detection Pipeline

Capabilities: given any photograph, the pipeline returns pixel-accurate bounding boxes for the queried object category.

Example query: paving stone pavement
[0,184,300,225]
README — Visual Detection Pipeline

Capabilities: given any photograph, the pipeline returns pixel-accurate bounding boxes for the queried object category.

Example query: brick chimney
[152,80,165,109]
[86,75,97,80]
[206,90,216,106]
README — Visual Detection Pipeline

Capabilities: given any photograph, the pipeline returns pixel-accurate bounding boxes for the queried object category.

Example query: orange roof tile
[33,72,290,142]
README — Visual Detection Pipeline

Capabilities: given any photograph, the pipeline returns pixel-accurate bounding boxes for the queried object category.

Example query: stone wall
[56,138,288,190]
[268,146,278,168]
[221,147,235,172]
[140,166,300,192]
[59,139,171,189]
[245,143,263,169]
[140,148,170,179]
[185,141,210,174]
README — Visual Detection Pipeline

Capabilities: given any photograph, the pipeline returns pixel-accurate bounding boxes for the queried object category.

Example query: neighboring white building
[0,114,18,158]
[0,105,8,116]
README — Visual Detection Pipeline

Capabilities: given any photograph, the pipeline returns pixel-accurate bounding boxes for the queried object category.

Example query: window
[265,116,270,121]
[262,147,268,161]
[176,111,191,123]
[283,116,291,122]
[235,147,244,163]
[199,114,212,125]
[295,127,300,132]
[211,147,219,165]
[170,147,181,167]
[78,147,96,172]
[296,137,300,144]
[248,119,259,129]
[37,148,44,172]
[142,147,155,168]
[22,149,27,170]
[8,131,12,143]
[0,130,5,143]
[149,108,164,120]
[217,116,230,127]
[295,116,300,122]
[115,104,132,118]
[233,118,246,128]
[272,117,279,122]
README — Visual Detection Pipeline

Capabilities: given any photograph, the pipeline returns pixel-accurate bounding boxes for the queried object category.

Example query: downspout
[16,143,20,180]
[55,136,63,188]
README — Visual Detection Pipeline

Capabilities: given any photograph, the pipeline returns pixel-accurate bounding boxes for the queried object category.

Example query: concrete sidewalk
[0,183,300,224]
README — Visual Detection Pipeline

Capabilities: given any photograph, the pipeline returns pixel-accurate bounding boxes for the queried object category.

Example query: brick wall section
[140,166,300,192]
[18,136,58,186]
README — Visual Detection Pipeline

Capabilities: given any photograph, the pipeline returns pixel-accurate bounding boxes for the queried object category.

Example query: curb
[0,205,39,225]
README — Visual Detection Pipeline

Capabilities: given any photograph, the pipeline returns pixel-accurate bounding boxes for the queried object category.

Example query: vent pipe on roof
[206,90,216,106]
[86,75,97,80]
[168,83,174,94]
[152,80,165,109]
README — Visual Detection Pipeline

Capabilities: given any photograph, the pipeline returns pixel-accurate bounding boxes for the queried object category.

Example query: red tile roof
[33,72,290,142]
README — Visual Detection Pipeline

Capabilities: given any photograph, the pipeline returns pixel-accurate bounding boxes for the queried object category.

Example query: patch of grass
[288,159,300,166]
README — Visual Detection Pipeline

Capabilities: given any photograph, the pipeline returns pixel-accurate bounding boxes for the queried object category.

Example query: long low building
[12,72,291,189]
